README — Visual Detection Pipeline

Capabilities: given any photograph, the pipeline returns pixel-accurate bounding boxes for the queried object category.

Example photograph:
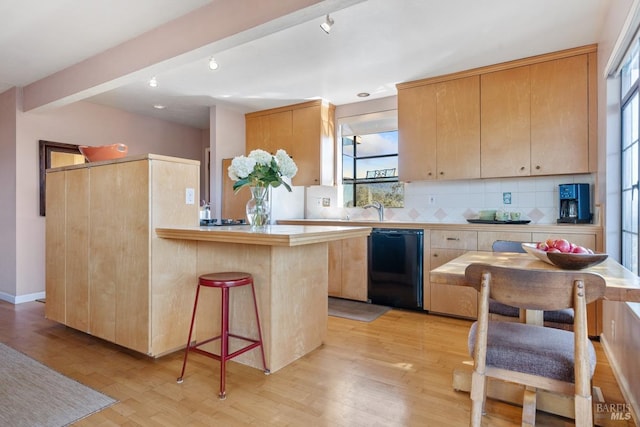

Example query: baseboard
[0,291,46,304]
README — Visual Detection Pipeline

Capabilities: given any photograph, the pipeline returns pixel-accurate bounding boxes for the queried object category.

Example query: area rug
[0,342,117,427]
[328,297,391,322]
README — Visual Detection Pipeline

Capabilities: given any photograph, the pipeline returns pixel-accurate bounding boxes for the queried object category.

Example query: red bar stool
[177,272,269,399]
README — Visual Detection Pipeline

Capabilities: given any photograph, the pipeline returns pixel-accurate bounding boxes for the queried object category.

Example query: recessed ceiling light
[149,77,158,88]
[208,57,219,70]
[153,104,166,109]
[357,92,370,98]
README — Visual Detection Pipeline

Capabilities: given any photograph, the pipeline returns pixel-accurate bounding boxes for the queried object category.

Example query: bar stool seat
[177,272,269,399]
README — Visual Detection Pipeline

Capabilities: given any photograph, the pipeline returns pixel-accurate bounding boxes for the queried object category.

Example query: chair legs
[177,280,269,400]
[469,370,486,427]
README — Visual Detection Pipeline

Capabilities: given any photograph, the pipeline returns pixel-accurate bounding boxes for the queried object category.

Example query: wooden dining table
[429,250,640,419]
[430,250,640,304]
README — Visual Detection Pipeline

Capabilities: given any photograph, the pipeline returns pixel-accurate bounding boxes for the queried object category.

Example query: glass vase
[246,186,271,230]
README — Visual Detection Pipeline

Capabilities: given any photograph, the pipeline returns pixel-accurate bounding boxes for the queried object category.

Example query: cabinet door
[65,168,90,332]
[436,76,481,179]
[531,55,589,175]
[246,111,292,155]
[340,236,368,301]
[430,248,478,318]
[481,66,531,178]
[291,105,321,186]
[89,162,149,352]
[328,240,342,297]
[398,85,437,181]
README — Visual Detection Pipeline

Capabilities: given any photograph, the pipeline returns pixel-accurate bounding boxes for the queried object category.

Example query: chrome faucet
[364,201,384,221]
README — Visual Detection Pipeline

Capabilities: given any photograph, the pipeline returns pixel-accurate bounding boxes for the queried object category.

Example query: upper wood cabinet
[398,76,480,181]
[480,66,531,177]
[530,54,590,175]
[398,45,597,181]
[436,76,481,180]
[245,100,335,186]
[398,84,437,181]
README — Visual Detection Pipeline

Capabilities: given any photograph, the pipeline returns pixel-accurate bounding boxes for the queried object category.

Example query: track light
[208,57,219,70]
[320,14,334,34]
[149,77,158,87]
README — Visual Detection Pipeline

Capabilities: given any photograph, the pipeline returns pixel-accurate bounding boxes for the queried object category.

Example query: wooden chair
[490,240,574,331]
[465,263,605,426]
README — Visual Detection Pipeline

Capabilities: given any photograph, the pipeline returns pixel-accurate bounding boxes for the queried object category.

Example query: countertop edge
[155,225,372,246]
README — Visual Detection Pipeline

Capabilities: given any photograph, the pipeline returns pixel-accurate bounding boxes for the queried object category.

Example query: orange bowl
[79,143,128,162]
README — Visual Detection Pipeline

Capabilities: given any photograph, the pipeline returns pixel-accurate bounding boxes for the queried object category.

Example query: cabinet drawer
[431,230,477,250]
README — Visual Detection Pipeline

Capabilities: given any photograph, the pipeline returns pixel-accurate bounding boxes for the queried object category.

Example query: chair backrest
[491,240,526,253]
[465,263,606,311]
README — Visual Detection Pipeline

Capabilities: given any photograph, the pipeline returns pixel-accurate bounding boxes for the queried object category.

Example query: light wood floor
[0,300,634,427]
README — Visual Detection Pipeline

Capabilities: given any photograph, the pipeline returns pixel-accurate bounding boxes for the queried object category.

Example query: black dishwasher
[368,228,424,310]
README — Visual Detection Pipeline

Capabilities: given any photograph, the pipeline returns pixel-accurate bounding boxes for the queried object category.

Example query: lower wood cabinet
[45,155,200,356]
[430,230,478,319]
[328,237,368,301]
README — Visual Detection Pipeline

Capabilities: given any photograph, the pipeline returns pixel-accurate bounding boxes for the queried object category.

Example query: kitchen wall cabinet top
[245,100,335,187]
[397,44,597,182]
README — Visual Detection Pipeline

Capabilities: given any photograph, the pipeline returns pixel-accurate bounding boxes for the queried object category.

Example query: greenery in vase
[228,149,298,193]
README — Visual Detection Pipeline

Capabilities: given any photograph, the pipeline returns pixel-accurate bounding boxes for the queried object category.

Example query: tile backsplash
[305,174,595,225]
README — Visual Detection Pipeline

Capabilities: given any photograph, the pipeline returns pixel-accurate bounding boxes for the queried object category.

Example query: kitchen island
[155,225,371,373]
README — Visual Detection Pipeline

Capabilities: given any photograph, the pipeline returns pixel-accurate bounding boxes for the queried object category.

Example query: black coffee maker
[558,183,591,224]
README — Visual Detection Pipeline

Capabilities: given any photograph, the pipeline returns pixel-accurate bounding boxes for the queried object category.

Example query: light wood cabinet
[398,84,437,181]
[480,66,531,178]
[245,100,335,186]
[328,237,368,301]
[530,54,590,175]
[45,155,200,355]
[398,76,480,181]
[398,45,596,181]
[436,76,481,180]
[430,230,478,318]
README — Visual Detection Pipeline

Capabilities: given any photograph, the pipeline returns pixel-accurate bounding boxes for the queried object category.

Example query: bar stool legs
[177,272,269,400]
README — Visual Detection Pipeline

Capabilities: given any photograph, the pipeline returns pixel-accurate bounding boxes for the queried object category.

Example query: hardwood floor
[0,300,634,426]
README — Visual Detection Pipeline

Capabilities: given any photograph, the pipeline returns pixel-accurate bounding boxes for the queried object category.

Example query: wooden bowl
[79,143,128,162]
[546,252,608,270]
[521,243,607,270]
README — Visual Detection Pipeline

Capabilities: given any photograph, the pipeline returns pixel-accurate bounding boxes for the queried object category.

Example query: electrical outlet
[322,197,330,207]
[428,195,436,204]
[503,192,512,204]
[185,188,195,205]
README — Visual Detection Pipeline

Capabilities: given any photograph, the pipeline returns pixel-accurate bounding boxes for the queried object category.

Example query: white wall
[0,88,17,299]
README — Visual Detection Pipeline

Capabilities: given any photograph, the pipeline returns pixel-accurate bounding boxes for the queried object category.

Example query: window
[621,39,640,274]
[342,130,403,208]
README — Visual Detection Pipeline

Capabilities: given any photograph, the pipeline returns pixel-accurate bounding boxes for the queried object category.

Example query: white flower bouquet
[228,149,298,193]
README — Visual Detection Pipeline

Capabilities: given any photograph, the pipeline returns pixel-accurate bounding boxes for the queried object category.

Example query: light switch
[185,188,195,205]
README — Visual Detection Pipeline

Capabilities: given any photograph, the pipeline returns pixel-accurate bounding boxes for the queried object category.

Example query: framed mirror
[39,140,85,216]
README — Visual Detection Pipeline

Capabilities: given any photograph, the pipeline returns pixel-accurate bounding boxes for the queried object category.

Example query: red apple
[536,242,549,251]
[547,247,561,253]
[554,239,571,253]
[546,238,556,248]
[572,245,589,254]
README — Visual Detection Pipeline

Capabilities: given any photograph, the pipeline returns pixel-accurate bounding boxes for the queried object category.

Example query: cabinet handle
[439,171,444,175]
[433,253,439,257]
[535,165,541,170]
[446,237,460,241]
[520,166,525,171]
[428,172,432,176]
